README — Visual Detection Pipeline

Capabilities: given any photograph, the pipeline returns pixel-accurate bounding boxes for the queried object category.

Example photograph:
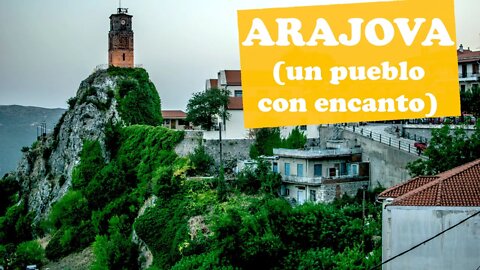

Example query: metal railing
[458,72,480,78]
[273,147,362,158]
[342,126,425,156]
[282,174,367,185]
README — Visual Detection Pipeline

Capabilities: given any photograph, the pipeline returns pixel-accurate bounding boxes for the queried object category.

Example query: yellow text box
[237,0,459,128]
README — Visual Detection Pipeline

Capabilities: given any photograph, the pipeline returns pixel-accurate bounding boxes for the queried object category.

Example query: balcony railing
[282,174,367,185]
[459,72,480,81]
[273,148,362,159]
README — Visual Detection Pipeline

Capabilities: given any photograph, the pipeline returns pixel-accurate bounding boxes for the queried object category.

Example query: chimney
[459,44,464,52]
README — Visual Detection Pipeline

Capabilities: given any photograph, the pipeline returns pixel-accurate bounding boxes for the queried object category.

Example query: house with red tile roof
[379,159,480,270]
[458,44,480,92]
[161,110,193,130]
[202,70,249,140]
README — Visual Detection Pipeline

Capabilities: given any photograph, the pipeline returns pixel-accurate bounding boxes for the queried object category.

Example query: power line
[370,210,480,270]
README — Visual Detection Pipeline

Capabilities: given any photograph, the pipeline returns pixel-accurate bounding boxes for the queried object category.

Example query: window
[300,125,307,131]
[286,188,290,196]
[273,162,278,173]
[461,85,466,92]
[329,167,337,177]
[122,53,126,61]
[310,190,316,202]
[351,164,359,176]
[297,164,304,177]
[285,163,290,176]
[313,164,322,177]
[234,90,242,97]
[340,163,347,176]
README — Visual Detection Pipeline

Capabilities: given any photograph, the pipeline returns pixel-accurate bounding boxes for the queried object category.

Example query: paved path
[341,124,424,156]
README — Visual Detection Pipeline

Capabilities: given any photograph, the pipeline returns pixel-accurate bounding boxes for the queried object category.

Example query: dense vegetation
[134,172,382,269]
[460,84,480,117]
[407,122,480,176]
[108,67,163,126]
[250,126,307,158]
[0,67,385,269]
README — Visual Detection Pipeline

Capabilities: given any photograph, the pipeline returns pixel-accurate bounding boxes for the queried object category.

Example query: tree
[188,145,214,176]
[249,127,307,158]
[281,126,307,149]
[186,88,230,131]
[249,128,282,158]
[407,123,480,176]
[460,84,480,116]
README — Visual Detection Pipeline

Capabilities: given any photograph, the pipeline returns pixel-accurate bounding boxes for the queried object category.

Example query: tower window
[123,53,126,61]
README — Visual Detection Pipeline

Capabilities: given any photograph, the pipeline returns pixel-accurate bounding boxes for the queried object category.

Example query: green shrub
[48,191,89,230]
[188,145,214,176]
[0,175,20,216]
[72,140,105,190]
[91,216,138,270]
[14,241,45,268]
[109,68,163,126]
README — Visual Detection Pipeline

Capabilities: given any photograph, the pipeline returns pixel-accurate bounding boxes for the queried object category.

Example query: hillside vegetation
[0,67,382,270]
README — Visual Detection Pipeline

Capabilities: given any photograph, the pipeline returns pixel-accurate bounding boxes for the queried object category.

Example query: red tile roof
[207,79,218,89]
[380,159,480,207]
[162,110,187,119]
[224,70,242,86]
[227,97,243,110]
[457,48,480,63]
[379,176,438,199]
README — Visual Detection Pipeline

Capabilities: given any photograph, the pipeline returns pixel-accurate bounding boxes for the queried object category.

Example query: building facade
[379,159,480,270]
[161,110,191,130]
[272,144,369,204]
[457,44,480,92]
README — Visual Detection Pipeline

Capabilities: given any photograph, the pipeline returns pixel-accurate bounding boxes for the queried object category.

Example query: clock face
[121,20,126,25]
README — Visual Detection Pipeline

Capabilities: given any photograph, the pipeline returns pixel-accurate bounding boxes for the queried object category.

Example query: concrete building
[379,159,480,270]
[457,44,480,92]
[161,110,191,130]
[272,142,370,204]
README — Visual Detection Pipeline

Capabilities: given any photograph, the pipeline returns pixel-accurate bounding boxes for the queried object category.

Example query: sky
[1,0,479,110]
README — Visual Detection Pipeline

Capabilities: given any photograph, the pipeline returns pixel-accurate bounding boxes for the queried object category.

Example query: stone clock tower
[108,7,134,67]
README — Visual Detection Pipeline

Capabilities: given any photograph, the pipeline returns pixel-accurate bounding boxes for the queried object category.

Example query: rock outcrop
[15,69,122,221]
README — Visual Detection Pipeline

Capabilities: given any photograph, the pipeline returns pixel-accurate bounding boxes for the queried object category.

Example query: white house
[379,159,480,270]
[458,44,480,92]
[161,110,193,130]
[272,142,370,204]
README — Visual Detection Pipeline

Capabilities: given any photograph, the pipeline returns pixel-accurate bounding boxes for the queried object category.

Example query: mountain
[0,105,66,175]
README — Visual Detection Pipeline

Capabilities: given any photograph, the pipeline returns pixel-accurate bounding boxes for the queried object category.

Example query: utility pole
[219,122,223,170]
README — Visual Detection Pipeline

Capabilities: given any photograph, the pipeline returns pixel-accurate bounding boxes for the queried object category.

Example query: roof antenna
[117,0,128,14]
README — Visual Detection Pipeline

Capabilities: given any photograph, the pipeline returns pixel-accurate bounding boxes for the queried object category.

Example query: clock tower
[108,7,134,68]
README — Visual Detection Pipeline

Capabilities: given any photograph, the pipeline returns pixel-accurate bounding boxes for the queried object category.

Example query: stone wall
[203,139,254,170]
[174,130,253,171]
[283,180,369,204]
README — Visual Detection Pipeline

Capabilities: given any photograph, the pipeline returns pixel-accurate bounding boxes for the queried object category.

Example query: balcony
[459,72,480,82]
[282,174,368,186]
[273,147,362,159]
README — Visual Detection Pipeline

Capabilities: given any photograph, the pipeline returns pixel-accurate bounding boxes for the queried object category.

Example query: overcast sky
[1,0,479,110]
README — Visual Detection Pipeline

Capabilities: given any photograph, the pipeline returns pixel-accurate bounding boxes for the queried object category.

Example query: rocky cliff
[14,69,123,221]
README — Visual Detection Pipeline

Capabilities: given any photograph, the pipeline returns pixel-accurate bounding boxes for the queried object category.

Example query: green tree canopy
[250,127,307,158]
[186,88,230,131]
[407,123,480,176]
[460,84,480,116]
